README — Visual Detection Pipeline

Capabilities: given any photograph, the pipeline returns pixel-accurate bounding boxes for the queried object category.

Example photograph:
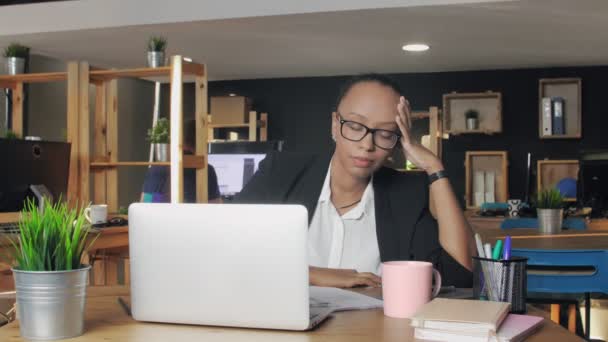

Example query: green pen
[492,240,503,260]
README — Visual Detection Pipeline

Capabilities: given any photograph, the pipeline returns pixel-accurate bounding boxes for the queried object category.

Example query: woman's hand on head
[395,96,444,175]
[309,266,382,288]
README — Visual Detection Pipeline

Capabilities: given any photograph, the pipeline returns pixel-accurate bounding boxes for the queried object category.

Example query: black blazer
[234,151,472,287]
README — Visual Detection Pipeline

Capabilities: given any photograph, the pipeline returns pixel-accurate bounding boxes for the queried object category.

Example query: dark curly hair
[334,73,402,111]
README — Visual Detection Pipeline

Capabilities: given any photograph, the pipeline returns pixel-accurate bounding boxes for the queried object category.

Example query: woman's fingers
[358,272,382,284]
[349,276,379,288]
[397,96,412,129]
[396,113,411,146]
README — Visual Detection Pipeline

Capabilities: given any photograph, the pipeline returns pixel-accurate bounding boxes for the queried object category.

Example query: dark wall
[202,66,608,207]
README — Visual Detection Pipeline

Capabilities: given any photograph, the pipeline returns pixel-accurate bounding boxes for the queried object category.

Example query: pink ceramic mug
[381,261,442,318]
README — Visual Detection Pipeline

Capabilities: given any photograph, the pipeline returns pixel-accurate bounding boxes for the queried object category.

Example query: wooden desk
[466,212,608,250]
[0,287,582,341]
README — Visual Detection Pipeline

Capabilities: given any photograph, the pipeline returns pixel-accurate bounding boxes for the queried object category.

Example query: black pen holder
[472,256,528,313]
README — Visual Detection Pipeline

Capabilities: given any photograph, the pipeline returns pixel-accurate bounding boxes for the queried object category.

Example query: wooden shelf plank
[539,134,582,139]
[91,161,170,167]
[90,63,204,82]
[0,72,67,88]
[209,123,250,128]
[449,129,498,135]
[90,67,172,81]
[90,155,205,169]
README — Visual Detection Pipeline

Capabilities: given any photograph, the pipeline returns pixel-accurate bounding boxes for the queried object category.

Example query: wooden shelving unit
[87,56,209,211]
[537,159,579,202]
[208,111,268,142]
[465,151,509,209]
[443,91,502,135]
[538,78,582,139]
[1,56,209,211]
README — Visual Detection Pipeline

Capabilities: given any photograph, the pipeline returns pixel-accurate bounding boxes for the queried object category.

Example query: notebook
[410,298,511,334]
[414,314,544,342]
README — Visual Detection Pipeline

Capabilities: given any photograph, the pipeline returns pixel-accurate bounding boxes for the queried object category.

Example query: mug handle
[84,207,91,223]
[431,269,442,298]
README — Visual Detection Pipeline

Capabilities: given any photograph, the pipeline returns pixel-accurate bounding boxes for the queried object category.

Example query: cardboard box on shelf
[210,96,252,125]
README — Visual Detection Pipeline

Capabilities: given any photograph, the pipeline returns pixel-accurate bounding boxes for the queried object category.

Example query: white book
[474,171,485,193]
[485,172,495,202]
[541,97,552,136]
[475,192,486,207]
[414,314,544,342]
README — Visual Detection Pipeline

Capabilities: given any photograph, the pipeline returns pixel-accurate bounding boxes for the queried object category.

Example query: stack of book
[541,96,566,136]
[473,171,496,207]
[411,298,544,342]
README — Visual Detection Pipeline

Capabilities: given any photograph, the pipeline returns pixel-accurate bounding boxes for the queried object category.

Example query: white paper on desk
[309,286,383,312]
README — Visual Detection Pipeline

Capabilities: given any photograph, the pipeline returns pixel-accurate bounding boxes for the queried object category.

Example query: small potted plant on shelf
[148,117,170,162]
[147,36,167,68]
[4,129,20,140]
[3,42,30,75]
[3,199,97,340]
[536,188,564,234]
[465,109,479,130]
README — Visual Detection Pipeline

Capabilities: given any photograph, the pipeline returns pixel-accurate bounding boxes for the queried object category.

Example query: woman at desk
[235,74,476,288]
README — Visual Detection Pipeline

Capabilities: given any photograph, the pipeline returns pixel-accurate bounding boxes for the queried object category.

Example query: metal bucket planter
[155,143,169,162]
[6,57,25,75]
[537,208,563,234]
[147,51,165,68]
[12,266,91,340]
[466,117,479,130]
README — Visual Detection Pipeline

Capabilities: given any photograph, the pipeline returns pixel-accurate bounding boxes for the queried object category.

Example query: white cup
[85,204,108,225]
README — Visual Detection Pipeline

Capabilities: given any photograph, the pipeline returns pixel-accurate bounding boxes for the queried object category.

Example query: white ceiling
[0,0,607,80]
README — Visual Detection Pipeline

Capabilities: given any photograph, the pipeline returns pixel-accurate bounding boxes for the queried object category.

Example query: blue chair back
[511,249,608,294]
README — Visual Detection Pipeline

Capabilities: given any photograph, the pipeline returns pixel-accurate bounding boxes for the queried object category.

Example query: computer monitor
[578,150,608,217]
[208,154,266,197]
[207,140,283,198]
[0,139,71,212]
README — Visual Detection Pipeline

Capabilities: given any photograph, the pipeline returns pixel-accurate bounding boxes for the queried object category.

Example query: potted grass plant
[147,117,170,162]
[465,109,479,130]
[536,188,564,234]
[3,199,96,340]
[3,43,29,75]
[147,36,167,68]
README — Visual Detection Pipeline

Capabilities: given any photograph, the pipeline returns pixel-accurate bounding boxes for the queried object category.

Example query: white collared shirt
[307,165,381,274]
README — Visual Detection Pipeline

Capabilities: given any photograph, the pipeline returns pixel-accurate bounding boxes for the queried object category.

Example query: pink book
[497,314,544,342]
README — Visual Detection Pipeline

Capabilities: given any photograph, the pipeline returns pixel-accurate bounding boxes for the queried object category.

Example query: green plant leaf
[7,198,94,271]
[536,188,564,209]
[147,117,170,143]
[147,36,167,52]
[3,43,30,58]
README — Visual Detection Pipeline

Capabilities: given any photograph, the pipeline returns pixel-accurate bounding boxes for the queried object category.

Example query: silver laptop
[128,203,332,331]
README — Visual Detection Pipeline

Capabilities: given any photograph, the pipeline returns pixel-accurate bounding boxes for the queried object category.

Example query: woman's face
[332,81,401,180]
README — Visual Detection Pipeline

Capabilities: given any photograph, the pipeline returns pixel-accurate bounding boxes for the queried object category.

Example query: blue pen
[503,236,512,260]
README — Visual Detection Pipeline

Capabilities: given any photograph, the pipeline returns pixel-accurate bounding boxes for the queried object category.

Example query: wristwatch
[428,170,448,185]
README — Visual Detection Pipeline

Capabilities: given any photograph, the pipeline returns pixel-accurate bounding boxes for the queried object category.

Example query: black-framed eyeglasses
[337,113,401,150]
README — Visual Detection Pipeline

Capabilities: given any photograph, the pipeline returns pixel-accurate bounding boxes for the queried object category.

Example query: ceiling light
[183,57,193,62]
[402,44,430,52]
[229,93,237,97]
